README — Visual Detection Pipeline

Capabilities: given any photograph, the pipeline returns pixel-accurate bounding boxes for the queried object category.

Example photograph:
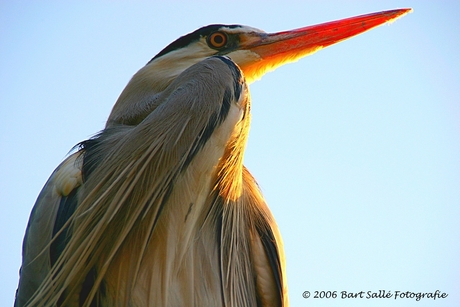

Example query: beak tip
[384,8,413,25]
[393,8,413,17]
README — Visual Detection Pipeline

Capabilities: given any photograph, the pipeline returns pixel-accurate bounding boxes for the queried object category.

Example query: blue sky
[1,1,459,306]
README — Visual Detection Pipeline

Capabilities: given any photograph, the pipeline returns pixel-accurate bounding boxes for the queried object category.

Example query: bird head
[145,8,411,86]
[109,8,411,126]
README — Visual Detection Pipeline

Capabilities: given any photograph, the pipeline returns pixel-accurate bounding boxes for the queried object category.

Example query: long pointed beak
[235,8,412,83]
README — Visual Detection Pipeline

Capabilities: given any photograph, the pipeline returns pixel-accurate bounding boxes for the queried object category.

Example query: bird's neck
[214,103,251,202]
[106,57,203,127]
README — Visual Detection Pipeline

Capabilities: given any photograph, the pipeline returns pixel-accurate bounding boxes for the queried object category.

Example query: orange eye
[208,32,227,48]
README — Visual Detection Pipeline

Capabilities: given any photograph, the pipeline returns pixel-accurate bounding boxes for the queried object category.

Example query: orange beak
[234,8,412,83]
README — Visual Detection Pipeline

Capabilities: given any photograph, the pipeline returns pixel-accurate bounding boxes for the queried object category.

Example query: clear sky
[1,1,459,306]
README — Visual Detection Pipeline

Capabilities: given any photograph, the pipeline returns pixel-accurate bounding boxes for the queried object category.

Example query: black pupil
[213,34,224,45]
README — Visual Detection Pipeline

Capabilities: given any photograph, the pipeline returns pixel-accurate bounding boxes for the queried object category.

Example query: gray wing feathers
[15,152,82,307]
[242,167,288,307]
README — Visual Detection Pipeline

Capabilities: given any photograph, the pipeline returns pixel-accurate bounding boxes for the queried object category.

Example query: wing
[243,167,288,307]
[215,164,288,307]
[15,152,83,307]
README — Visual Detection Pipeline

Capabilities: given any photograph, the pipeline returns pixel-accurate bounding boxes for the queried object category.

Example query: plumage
[15,9,411,307]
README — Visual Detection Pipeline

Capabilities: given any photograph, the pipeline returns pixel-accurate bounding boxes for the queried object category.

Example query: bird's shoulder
[16,152,83,306]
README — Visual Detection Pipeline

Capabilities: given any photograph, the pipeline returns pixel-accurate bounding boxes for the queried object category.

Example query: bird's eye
[207,32,227,49]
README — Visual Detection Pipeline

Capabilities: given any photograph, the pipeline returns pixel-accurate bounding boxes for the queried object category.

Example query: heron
[15,8,411,307]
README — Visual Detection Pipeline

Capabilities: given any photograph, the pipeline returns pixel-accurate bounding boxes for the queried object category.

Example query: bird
[15,8,411,307]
